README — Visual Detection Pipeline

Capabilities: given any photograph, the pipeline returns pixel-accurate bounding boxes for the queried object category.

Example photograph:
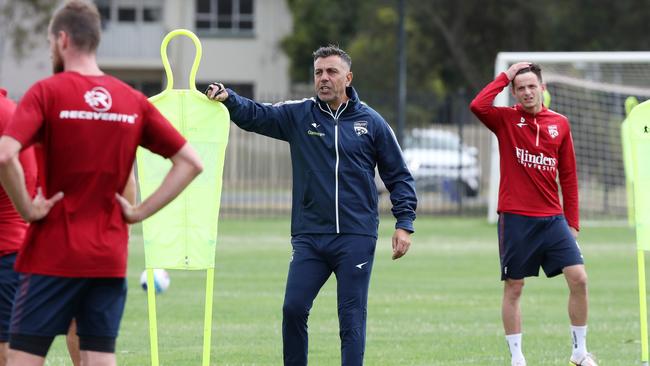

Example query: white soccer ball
[140,269,171,294]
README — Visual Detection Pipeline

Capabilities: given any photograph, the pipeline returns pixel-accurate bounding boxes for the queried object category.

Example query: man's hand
[392,228,412,260]
[25,187,63,222]
[205,82,229,102]
[569,226,578,240]
[505,62,532,81]
[115,193,142,224]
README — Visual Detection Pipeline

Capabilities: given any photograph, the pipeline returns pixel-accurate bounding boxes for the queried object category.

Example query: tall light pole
[396,0,406,144]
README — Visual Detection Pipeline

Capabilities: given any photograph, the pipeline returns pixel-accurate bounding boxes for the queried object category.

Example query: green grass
[42,217,641,365]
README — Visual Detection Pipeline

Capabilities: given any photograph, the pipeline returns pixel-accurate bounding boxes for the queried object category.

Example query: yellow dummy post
[622,96,640,226]
[137,29,230,366]
[628,99,650,365]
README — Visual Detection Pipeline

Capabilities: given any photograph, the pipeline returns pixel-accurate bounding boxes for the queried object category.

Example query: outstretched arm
[116,143,203,223]
[205,82,293,141]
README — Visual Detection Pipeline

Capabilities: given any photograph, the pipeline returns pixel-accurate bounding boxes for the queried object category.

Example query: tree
[280,0,366,84]
[0,0,57,60]
[283,0,650,102]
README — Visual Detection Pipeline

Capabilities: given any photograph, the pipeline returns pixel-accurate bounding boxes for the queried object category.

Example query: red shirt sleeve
[4,83,46,148]
[139,96,186,158]
[470,72,510,133]
[0,91,15,133]
[558,126,580,230]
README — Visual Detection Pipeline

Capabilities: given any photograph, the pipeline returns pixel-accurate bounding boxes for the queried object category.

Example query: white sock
[571,325,588,360]
[506,333,525,362]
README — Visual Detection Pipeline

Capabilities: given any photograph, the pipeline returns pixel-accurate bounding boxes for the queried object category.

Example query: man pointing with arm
[207,45,416,366]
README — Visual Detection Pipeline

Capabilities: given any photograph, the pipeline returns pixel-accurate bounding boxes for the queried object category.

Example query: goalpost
[488,51,650,225]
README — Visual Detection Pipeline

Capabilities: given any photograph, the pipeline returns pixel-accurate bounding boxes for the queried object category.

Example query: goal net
[488,52,650,225]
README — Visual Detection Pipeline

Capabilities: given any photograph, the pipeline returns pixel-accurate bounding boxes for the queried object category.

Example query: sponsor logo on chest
[516,117,527,128]
[515,147,557,172]
[307,121,325,137]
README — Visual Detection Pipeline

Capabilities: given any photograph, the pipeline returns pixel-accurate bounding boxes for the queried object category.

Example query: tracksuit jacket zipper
[318,101,349,234]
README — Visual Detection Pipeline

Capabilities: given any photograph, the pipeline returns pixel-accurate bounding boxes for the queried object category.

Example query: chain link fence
[219,92,493,218]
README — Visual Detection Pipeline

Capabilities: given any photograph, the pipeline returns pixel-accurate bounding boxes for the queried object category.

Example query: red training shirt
[0,89,37,257]
[4,72,186,277]
[469,72,579,230]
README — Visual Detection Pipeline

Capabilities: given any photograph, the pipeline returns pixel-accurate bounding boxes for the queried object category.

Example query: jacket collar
[316,86,360,116]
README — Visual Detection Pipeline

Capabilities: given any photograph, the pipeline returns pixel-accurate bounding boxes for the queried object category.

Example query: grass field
[42,216,640,365]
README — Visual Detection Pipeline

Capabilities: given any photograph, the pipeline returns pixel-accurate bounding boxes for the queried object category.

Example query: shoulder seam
[266,97,315,107]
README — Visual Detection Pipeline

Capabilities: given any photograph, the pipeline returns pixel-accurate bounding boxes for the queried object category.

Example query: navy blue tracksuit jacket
[222,86,417,235]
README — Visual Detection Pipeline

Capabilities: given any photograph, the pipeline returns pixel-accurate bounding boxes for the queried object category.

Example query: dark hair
[511,63,543,87]
[49,0,101,52]
[312,45,352,69]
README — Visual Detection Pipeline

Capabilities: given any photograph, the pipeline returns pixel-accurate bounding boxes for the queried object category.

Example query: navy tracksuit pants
[282,234,376,366]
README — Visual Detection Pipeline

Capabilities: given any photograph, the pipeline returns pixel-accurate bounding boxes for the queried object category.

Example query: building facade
[0,0,293,100]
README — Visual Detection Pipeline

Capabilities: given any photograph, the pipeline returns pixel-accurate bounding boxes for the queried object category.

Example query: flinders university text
[515,147,557,172]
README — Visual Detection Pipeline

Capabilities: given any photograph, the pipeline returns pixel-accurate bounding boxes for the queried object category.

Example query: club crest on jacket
[354,121,368,136]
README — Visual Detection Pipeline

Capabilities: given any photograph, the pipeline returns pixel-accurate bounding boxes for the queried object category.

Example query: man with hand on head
[470,62,597,366]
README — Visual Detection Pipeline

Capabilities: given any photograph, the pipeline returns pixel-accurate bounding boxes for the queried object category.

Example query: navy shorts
[498,213,584,280]
[0,253,19,342]
[10,274,127,340]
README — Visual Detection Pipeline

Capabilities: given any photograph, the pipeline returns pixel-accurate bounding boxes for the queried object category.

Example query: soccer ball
[140,269,171,294]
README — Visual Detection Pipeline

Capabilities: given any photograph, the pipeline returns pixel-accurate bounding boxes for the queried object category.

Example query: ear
[346,71,353,87]
[57,30,69,50]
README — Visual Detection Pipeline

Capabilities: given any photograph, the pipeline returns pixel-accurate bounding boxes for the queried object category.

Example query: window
[195,0,255,35]
[94,1,163,24]
[239,0,253,30]
[95,0,111,27]
[118,7,136,22]
[143,7,162,22]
